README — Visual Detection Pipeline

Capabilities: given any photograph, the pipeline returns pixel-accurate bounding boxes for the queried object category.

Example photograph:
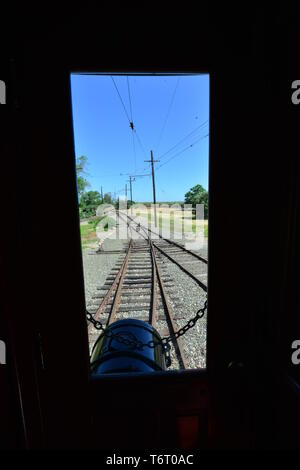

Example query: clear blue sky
[70,73,209,202]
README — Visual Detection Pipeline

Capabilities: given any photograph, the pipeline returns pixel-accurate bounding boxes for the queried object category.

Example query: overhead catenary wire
[115,187,126,195]
[156,133,209,172]
[156,76,180,151]
[121,165,152,178]
[156,128,206,163]
[122,121,209,178]
[110,76,131,123]
[127,76,137,171]
[158,120,208,161]
[156,133,209,171]
[111,75,147,161]
[132,131,137,171]
[110,77,209,195]
[133,129,147,157]
[127,76,133,123]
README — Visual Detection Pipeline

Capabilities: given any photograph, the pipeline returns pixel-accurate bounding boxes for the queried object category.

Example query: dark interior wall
[210,9,300,448]
[0,4,299,449]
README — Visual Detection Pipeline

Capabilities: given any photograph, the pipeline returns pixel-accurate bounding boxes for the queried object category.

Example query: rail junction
[87,211,207,370]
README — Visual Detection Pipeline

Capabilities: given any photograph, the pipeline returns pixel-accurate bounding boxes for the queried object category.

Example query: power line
[158,120,208,161]
[127,76,133,122]
[157,128,205,162]
[115,186,126,194]
[120,159,152,176]
[132,131,137,171]
[127,76,136,170]
[133,129,147,157]
[126,76,147,157]
[111,75,147,162]
[122,125,208,177]
[144,150,160,226]
[110,76,131,123]
[157,133,208,170]
[156,133,209,171]
[156,76,180,151]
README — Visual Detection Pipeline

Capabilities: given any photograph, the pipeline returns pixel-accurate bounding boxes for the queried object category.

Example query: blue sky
[70,73,209,202]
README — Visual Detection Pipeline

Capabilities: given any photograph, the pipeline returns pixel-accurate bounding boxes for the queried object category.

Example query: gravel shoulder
[82,237,126,316]
[158,255,207,369]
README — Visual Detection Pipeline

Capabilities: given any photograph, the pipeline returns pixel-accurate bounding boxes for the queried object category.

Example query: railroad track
[87,211,207,370]
[88,223,187,369]
[123,211,207,292]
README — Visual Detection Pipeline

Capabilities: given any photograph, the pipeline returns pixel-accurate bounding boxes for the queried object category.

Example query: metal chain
[86,299,207,351]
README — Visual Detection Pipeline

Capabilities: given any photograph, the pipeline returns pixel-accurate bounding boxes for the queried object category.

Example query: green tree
[80,190,102,218]
[76,155,90,199]
[184,184,208,219]
[103,192,112,204]
[115,199,135,209]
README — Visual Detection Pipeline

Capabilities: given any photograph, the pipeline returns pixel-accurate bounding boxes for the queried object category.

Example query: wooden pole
[145,150,160,227]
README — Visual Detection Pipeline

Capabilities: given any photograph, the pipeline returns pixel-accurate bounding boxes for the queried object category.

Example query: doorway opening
[70,72,209,373]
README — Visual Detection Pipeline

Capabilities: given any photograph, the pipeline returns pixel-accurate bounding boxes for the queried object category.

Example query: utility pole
[124,184,128,213]
[128,176,135,214]
[129,176,135,206]
[127,173,151,215]
[101,185,103,203]
[145,150,160,227]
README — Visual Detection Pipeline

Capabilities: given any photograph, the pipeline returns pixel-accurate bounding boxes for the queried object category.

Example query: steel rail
[107,240,133,325]
[152,241,207,292]
[149,238,158,327]
[125,212,208,264]
[88,211,205,371]
[89,211,192,370]
[88,238,133,332]
[150,239,187,370]
[116,210,186,368]
[124,213,207,292]
[155,238,207,264]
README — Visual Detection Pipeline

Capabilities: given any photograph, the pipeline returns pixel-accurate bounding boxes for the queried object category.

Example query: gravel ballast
[157,255,207,369]
[82,235,207,369]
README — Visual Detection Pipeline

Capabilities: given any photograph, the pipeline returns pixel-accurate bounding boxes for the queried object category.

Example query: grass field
[80,208,208,249]
[80,216,115,249]
[135,208,208,237]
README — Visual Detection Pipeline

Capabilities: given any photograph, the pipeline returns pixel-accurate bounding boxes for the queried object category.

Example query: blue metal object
[90,319,166,375]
